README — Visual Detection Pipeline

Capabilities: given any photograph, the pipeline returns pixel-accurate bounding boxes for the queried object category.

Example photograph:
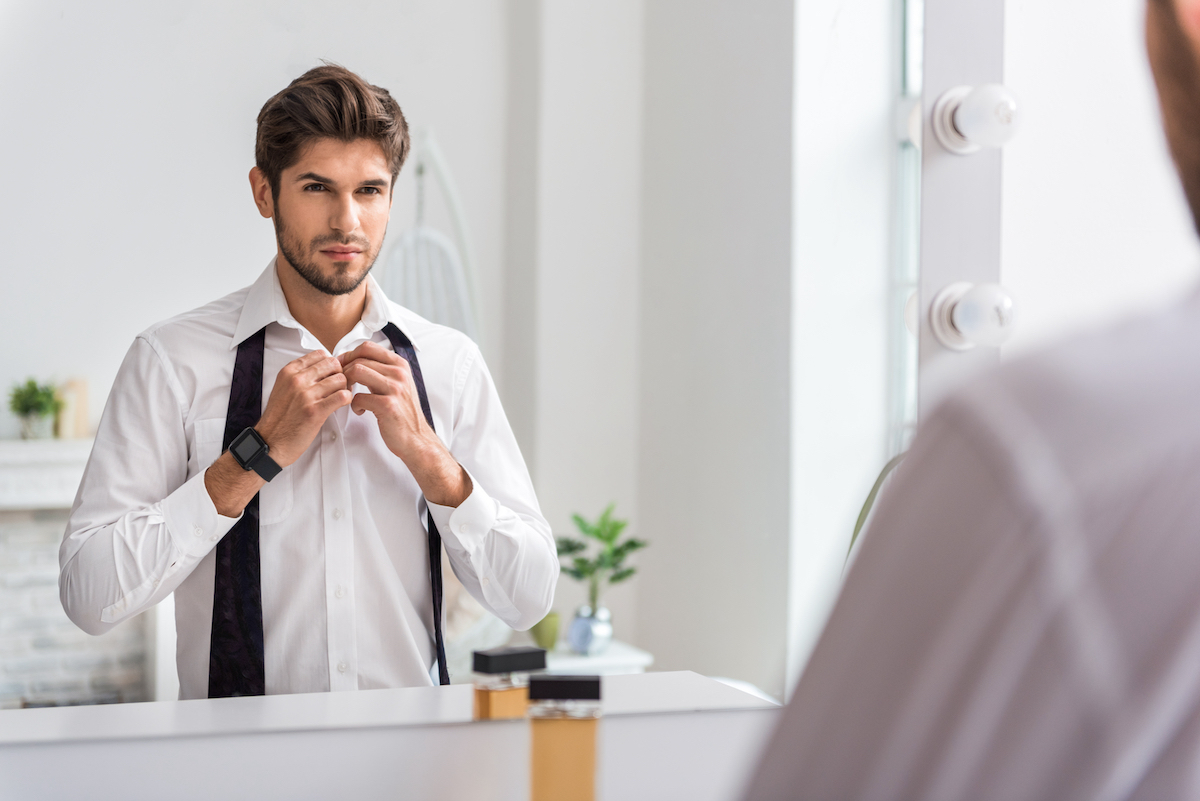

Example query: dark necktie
[208,323,450,698]
[208,327,267,697]
[381,322,450,686]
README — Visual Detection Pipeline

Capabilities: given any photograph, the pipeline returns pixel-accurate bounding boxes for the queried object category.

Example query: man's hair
[255,64,410,198]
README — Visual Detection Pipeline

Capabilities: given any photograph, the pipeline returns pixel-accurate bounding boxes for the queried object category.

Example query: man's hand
[339,341,472,507]
[257,351,352,467]
[205,351,351,518]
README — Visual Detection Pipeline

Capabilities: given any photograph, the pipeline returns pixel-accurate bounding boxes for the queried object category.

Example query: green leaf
[572,556,598,578]
[614,539,647,558]
[571,513,597,539]
[604,520,628,544]
[610,567,636,584]
[555,536,586,556]
[8,378,61,417]
[846,452,906,565]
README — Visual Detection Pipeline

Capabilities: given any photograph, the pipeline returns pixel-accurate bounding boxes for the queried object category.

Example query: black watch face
[231,429,264,464]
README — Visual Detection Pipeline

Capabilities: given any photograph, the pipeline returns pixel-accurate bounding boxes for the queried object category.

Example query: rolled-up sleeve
[427,345,558,631]
[59,335,237,635]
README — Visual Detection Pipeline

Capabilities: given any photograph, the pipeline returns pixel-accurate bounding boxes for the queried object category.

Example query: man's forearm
[204,451,267,517]
[408,439,473,508]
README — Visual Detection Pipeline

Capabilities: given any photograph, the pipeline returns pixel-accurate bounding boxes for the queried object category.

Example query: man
[745,1,1200,798]
[59,65,557,699]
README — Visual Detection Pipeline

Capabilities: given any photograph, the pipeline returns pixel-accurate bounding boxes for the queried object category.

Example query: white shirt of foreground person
[746,291,1200,800]
[59,260,557,699]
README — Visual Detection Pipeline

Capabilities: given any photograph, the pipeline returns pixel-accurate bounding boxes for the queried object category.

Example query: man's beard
[274,208,381,296]
[1148,0,1200,234]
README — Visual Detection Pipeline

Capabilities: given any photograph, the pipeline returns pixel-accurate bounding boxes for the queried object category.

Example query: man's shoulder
[950,291,1200,482]
[135,284,252,357]
[388,301,482,362]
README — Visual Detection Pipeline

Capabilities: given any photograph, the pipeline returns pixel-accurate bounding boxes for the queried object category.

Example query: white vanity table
[0,670,779,800]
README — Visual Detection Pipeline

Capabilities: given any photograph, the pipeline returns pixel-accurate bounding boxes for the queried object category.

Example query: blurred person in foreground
[745,1,1200,798]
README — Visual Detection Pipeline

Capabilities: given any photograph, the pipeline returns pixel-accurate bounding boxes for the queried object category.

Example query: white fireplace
[0,439,174,706]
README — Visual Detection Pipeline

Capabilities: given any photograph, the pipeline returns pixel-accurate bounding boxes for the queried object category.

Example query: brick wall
[0,509,147,709]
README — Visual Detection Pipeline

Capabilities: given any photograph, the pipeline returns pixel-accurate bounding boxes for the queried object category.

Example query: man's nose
[329,193,360,233]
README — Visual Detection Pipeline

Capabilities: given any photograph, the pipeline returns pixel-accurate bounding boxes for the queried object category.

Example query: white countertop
[0,672,781,801]
[0,670,774,746]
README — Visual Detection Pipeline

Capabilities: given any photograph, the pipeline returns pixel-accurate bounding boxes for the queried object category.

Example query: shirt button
[210,535,219,542]
[329,431,338,442]
[337,662,348,674]
[482,578,490,587]
[334,585,345,599]
[332,508,343,520]
[457,524,468,535]
[193,527,203,538]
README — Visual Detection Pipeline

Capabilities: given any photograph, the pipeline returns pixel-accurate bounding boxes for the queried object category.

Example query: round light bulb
[953,84,1021,149]
[951,283,1016,347]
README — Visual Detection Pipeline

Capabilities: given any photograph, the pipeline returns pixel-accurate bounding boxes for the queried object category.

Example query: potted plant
[9,379,61,440]
[555,503,647,655]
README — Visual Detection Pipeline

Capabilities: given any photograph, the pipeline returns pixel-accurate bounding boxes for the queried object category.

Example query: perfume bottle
[528,674,602,801]
[471,646,546,720]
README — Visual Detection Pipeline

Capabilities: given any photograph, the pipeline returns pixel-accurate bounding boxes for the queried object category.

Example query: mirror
[0,0,909,711]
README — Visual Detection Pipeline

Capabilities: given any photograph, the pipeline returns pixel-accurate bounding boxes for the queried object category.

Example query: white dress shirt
[747,290,1200,800]
[59,261,557,700]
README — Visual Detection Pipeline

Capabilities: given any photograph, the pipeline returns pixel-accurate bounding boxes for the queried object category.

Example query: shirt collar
[230,257,421,353]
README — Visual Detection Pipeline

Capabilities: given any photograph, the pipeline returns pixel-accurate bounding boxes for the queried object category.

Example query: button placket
[320,418,358,691]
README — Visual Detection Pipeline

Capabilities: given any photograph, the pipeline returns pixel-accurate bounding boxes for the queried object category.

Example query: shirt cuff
[427,468,498,553]
[161,469,242,560]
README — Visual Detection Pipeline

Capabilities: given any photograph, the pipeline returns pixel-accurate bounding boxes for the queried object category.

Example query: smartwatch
[228,427,283,482]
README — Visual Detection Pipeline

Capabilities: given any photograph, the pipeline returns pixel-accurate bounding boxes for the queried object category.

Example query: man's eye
[360,187,381,195]
[303,184,326,192]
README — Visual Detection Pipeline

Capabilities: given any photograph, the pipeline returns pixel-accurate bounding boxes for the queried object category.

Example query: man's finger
[350,391,387,417]
[317,388,353,415]
[338,340,400,367]
[292,350,331,371]
[344,361,392,395]
[345,357,406,384]
[313,372,348,399]
[300,356,344,384]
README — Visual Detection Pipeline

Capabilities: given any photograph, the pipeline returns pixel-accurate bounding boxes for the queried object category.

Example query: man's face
[268,137,393,296]
[1148,0,1200,231]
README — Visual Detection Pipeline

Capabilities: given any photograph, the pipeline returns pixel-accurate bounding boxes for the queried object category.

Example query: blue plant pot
[567,605,613,656]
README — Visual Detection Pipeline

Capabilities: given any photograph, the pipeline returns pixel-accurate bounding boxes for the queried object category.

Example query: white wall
[636,0,794,700]
[1002,0,1200,356]
[0,0,509,437]
[502,0,646,639]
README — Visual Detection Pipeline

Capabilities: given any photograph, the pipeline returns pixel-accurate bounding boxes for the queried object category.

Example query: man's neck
[275,258,368,354]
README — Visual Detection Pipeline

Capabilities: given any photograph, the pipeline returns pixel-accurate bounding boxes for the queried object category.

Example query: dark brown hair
[255,64,410,198]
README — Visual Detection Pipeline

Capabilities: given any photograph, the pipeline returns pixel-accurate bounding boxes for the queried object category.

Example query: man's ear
[249,167,275,219]
[1176,0,1200,48]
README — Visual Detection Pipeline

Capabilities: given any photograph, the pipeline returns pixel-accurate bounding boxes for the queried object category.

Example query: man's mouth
[321,247,363,261]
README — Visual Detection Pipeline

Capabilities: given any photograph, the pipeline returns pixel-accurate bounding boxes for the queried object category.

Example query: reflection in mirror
[0,0,893,721]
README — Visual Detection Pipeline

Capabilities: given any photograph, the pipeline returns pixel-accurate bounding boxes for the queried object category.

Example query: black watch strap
[229,427,283,482]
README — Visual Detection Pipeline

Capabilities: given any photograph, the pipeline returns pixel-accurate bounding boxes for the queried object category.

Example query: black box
[472,646,547,675]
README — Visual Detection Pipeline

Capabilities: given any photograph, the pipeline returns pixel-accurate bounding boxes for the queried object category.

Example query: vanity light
[932,84,1021,155]
[929,282,1017,351]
